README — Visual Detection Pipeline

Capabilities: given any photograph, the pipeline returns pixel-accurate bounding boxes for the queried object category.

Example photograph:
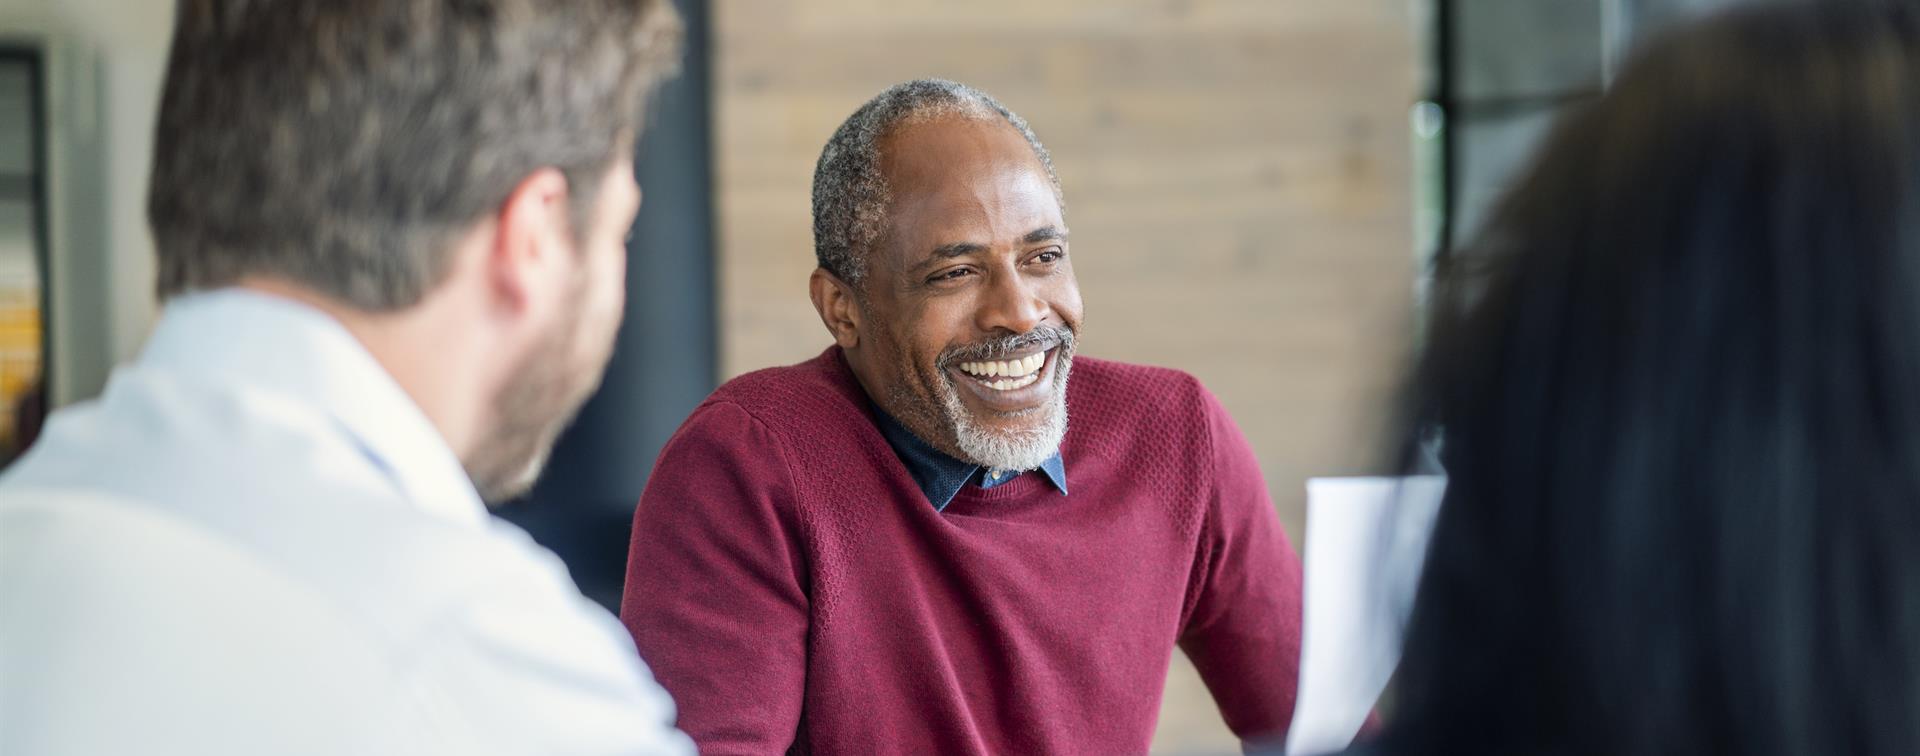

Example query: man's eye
[931,268,974,282]
[1034,250,1062,264]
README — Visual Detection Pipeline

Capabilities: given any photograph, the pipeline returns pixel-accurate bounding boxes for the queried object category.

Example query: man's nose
[975,267,1048,336]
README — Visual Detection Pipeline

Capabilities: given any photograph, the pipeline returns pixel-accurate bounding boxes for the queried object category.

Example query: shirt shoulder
[0,489,418,754]
[5,374,491,644]
[0,489,690,755]
[394,522,696,755]
[2,414,691,754]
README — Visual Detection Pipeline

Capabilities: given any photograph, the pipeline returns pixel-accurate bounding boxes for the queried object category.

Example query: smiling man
[622,79,1304,754]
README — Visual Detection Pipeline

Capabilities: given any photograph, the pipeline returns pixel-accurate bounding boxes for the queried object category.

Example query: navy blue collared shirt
[871,407,1068,512]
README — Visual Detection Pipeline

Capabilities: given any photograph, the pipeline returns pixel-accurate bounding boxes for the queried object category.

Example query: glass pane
[1456,0,1605,102]
[0,55,44,463]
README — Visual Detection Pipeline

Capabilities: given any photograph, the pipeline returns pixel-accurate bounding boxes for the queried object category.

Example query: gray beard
[880,323,1079,474]
[936,343,1074,473]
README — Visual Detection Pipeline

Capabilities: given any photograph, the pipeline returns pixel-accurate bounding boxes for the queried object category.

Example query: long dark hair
[1387,3,1920,754]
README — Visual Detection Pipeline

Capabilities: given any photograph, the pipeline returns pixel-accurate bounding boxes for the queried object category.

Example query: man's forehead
[877,116,1060,242]
[879,115,1049,196]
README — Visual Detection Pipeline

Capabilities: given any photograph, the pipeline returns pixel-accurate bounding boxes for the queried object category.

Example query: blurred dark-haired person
[1365,3,1920,756]
[621,79,1306,754]
[0,2,690,754]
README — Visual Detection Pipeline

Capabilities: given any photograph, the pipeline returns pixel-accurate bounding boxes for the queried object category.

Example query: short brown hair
[149,0,682,309]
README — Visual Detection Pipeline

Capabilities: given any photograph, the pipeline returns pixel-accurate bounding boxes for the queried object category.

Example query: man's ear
[810,268,863,349]
[490,167,573,315]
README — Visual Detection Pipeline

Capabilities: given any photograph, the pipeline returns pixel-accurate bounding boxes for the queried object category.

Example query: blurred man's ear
[810,268,862,349]
[490,168,574,315]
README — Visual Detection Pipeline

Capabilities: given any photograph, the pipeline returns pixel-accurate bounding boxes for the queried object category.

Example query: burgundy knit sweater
[621,348,1303,755]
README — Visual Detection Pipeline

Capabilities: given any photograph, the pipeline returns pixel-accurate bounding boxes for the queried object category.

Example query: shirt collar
[137,289,488,529]
[870,405,1068,511]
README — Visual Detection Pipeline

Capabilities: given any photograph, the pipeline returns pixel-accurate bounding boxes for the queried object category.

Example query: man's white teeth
[978,373,1040,391]
[958,352,1045,383]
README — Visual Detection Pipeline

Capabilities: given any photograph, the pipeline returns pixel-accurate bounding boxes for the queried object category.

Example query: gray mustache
[938,325,1076,366]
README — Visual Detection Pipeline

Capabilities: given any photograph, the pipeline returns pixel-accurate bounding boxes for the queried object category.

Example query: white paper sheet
[1285,476,1446,756]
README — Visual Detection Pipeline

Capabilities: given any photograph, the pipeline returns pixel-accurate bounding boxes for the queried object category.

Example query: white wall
[0,0,172,405]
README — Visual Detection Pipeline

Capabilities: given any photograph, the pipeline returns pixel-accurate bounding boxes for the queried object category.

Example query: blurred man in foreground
[0,2,690,754]
[623,79,1306,754]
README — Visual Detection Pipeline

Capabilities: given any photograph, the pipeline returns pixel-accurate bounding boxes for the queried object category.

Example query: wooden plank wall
[712,1,1418,749]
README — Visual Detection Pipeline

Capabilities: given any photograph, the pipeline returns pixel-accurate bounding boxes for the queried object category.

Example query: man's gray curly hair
[811,79,1064,287]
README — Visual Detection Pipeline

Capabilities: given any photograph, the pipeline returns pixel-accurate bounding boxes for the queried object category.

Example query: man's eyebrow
[930,242,990,259]
[905,242,989,277]
[1023,226,1068,244]
[908,230,1066,276]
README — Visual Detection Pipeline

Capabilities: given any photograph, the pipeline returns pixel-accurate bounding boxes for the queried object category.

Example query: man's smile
[945,347,1057,413]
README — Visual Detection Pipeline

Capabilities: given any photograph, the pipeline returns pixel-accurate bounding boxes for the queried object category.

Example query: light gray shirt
[0,289,692,756]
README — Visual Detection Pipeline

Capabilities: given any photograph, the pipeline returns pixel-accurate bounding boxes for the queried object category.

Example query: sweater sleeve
[1177,387,1305,747]
[620,401,809,755]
